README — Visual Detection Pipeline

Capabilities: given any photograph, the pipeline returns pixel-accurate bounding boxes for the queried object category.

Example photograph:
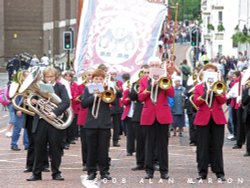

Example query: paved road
[0,45,250,188]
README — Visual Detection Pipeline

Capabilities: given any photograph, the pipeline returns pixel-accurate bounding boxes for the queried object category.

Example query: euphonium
[18,67,73,130]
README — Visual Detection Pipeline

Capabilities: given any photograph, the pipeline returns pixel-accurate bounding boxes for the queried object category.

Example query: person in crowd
[10,70,29,151]
[63,71,78,146]
[193,63,226,181]
[75,68,94,171]
[171,76,186,137]
[180,59,191,88]
[27,66,70,181]
[138,57,174,180]
[109,69,123,147]
[242,80,250,157]
[81,69,112,180]
[121,77,135,156]
[130,65,148,171]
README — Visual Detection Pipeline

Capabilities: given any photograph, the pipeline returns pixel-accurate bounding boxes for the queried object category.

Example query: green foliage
[207,24,215,31]
[231,32,249,44]
[217,24,225,32]
[169,0,201,21]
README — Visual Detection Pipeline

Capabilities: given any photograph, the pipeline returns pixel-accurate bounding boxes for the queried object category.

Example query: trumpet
[158,77,172,90]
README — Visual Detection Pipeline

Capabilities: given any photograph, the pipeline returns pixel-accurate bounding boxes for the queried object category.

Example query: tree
[169,0,201,21]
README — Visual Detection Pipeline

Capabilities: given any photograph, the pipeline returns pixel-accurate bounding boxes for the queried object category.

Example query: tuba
[18,67,73,130]
[10,70,36,116]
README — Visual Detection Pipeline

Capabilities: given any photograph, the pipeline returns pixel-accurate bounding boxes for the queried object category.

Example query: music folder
[88,83,104,94]
[39,83,55,93]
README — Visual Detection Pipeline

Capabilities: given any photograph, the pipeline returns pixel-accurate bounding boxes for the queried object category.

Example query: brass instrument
[10,70,36,116]
[189,94,198,111]
[18,67,73,130]
[158,77,172,90]
[91,74,116,119]
[211,81,227,96]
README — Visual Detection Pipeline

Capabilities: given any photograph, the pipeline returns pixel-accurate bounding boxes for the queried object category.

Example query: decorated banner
[74,0,167,76]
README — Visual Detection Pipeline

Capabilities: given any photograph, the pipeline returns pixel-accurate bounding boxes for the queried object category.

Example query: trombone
[91,74,116,119]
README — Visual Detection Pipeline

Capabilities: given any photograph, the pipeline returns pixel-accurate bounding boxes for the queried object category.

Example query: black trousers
[188,113,197,144]
[125,117,135,154]
[236,107,245,146]
[65,115,77,144]
[112,114,121,142]
[245,116,250,153]
[232,108,238,138]
[144,121,169,175]
[25,115,49,170]
[196,118,225,177]
[32,119,64,177]
[86,128,111,175]
[80,126,88,166]
[134,122,146,167]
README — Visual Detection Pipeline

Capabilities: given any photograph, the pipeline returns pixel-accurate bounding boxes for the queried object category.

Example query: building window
[218,44,223,57]
[218,11,223,24]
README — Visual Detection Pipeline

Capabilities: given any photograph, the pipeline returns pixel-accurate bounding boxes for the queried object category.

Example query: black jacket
[81,87,112,129]
[129,83,143,123]
[32,83,70,133]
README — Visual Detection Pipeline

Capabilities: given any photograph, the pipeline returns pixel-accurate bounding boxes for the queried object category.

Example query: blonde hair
[43,66,58,79]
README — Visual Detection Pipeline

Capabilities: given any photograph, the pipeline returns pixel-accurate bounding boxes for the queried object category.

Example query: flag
[74,0,167,76]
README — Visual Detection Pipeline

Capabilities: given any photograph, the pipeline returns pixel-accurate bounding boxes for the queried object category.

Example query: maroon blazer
[75,84,88,126]
[138,76,174,126]
[121,88,131,121]
[193,82,227,126]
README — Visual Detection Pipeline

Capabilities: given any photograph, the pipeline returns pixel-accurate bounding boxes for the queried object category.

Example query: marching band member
[138,57,174,180]
[193,63,226,181]
[27,67,70,181]
[242,79,250,157]
[81,69,112,180]
[63,71,78,148]
[109,69,123,147]
[130,65,149,171]
[75,68,94,171]
[121,77,135,156]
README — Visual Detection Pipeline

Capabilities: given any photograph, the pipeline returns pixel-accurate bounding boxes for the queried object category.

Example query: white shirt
[127,102,134,118]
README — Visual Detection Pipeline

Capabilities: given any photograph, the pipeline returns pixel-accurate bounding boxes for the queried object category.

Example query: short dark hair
[122,73,130,81]
[233,70,241,77]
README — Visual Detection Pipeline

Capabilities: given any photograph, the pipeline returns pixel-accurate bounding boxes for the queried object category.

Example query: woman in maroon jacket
[193,63,227,181]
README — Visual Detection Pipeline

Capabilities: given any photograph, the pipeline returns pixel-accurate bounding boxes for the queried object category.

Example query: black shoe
[82,166,87,171]
[243,152,250,157]
[179,133,183,137]
[26,175,42,181]
[126,153,133,156]
[144,173,153,179]
[101,174,112,180]
[87,173,96,180]
[131,166,145,171]
[160,174,169,180]
[113,141,120,147]
[189,142,196,146]
[232,145,242,149]
[70,141,76,144]
[63,145,70,150]
[42,168,50,172]
[23,168,32,173]
[52,174,64,181]
[196,176,207,180]
[217,175,226,181]
[11,146,21,151]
